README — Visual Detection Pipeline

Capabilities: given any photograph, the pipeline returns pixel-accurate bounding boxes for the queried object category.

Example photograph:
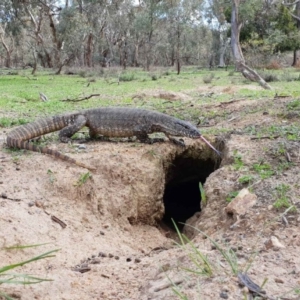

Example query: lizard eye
[175,122,190,130]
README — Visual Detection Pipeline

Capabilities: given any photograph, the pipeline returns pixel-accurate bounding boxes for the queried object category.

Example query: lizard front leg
[165,135,186,147]
[59,115,87,143]
[150,124,185,147]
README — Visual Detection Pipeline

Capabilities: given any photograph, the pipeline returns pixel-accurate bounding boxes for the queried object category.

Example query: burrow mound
[59,138,223,228]
[1,137,223,231]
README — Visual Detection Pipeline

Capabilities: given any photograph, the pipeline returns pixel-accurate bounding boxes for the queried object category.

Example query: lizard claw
[169,137,185,147]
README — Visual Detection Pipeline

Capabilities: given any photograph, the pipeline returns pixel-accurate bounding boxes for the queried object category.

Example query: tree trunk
[0,25,13,68]
[230,0,271,90]
[85,33,93,67]
[218,32,228,68]
[292,49,298,66]
[31,49,37,75]
[55,54,74,75]
[4,49,12,68]
[231,0,244,70]
[133,42,139,67]
[176,21,181,75]
[292,1,300,66]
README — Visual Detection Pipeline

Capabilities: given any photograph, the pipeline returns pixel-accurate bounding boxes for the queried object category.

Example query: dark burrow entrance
[162,152,221,230]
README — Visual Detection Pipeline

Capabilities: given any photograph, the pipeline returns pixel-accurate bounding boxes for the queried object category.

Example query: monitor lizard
[6,107,220,170]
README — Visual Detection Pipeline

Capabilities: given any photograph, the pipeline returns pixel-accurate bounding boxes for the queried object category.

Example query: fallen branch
[61,94,100,102]
[51,215,67,229]
[1,193,21,202]
[238,61,272,90]
[250,135,280,140]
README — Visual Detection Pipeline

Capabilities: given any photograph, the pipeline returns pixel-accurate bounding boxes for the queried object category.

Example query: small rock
[100,231,105,235]
[160,263,171,272]
[291,266,300,274]
[222,285,229,292]
[219,291,228,299]
[126,257,132,262]
[134,258,141,263]
[98,252,107,257]
[78,144,86,150]
[114,256,119,260]
[108,253,114,258]
[265,236,285,250]
[90,258,101,264]
[274,278,284,284]
[1,193,7,199]
[28,201,35,207]
[225,188,257,219]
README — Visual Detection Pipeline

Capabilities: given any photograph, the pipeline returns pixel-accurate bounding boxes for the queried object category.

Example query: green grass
[1,67,300,127]
[232,151,244,170]
[75,172,92,186]
[287,99,300,110]
[0,118,28,128]
[238,175,255,184]
[226,191,239,202]
[0,244,59,300]
[199,183,206,206]
[253,162,274,179]
[273,183,296,211]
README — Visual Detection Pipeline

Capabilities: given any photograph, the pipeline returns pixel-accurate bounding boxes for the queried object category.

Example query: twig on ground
[61,94,100,102]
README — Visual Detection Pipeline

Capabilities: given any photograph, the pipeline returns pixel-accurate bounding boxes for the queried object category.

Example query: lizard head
[175,121,221,156]
[174,121,201,138]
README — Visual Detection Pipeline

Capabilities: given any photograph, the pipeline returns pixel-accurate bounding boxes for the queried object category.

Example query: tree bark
[230,0,271,90]
[31,49,37,75]
[0,24,13,68]
[85,33,93,67]
[231,0,244,70]
[239,62,272,90]
[292,49,298,66]
[293,1,300,66]
[176,20,181,75]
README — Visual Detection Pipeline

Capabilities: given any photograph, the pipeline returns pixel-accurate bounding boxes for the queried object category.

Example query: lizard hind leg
[59,115,87,143]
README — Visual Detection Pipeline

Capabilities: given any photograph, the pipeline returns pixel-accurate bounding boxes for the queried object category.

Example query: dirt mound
[1,95,300,299]
[132,90,193,102]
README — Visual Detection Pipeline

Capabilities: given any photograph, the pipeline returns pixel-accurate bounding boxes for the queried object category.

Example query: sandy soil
[1,86,300,300]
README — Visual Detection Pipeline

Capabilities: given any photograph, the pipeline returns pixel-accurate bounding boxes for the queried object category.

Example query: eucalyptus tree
[6,0,80,73]
[131,0,163,70]
[231,0,272,88]
[0,0,24,67]
[159,0,205,74]
[278,0,300,65]
[205,0,230,68]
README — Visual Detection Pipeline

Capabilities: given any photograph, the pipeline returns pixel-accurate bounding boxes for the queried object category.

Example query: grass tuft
[0,245,59,300]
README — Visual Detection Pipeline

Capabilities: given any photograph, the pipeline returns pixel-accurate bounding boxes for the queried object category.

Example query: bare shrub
[260,71,279,82]
[203,73,214,84]
[266,60,282,70]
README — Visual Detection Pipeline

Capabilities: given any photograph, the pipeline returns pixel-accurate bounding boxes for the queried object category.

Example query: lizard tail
[6,137,95,171]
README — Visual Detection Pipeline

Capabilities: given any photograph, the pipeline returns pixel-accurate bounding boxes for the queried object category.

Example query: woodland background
[1,0,300,76]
